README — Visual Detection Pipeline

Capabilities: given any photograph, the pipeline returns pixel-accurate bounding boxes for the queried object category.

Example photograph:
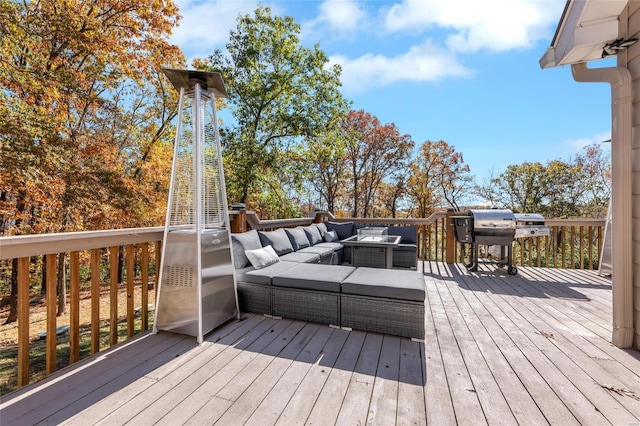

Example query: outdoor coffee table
[341,235,401,269]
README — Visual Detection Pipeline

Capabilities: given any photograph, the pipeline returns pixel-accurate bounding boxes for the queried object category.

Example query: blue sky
[170,0,612,184]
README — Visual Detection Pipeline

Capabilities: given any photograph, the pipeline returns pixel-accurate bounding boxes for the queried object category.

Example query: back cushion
[230,230,263,269]
[285,227,311,251]
[303,225,323,245]
[326,221,354,240]
[313,222,328,236]
[388,225,417,244]
[258,228,294,256]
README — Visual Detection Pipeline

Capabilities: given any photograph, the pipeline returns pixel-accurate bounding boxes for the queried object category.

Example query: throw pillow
[245,245,280,269]
[324,230,339,242]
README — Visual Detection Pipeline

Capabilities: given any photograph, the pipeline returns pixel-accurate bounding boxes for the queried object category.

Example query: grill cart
[452,209,550,275]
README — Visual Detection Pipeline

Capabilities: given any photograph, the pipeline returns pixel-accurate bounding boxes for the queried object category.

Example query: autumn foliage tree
[0,0,184,322]
[343,110,413,217]
[406,140,472,216]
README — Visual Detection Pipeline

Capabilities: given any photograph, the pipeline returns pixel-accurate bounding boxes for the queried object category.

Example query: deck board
[1,263,639,426]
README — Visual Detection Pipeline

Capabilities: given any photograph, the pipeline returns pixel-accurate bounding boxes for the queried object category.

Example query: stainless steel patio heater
[153,68,239,343]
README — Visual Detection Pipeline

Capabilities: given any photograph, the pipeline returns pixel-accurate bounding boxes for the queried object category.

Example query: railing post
[446,209,456,264]
[230,203,247,233]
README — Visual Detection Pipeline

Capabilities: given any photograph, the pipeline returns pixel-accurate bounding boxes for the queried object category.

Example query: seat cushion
[303,225,323,245]
[341,267,425,301]
[285,227,311,251]
[326,221,354,240]
[235,261,298,285]
[258,228,294,256]
[279,251,320,263]
[314,242,343,251]
[272,263,356,292]
[231,230,263,269]
[298,245,334,257]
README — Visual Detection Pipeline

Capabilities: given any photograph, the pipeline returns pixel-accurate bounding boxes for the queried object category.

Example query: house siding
[624,1,640,348]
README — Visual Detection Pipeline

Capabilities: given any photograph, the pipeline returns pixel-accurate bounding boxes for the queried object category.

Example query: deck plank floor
[1,262,639,425]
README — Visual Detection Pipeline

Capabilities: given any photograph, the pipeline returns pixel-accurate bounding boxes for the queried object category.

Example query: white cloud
[171,0,268,62]
[566,132,611,151]
[331,39,473,93]
[383,0,564,53]
[303,0,366,40]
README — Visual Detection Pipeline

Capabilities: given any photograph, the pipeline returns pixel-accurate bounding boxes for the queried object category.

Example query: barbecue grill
[452,209,550,275]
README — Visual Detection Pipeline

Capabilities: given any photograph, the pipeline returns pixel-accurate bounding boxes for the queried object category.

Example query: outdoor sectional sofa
[231,223,425,339]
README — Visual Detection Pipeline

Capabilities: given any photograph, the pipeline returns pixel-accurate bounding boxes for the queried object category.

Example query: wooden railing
[0,213,606,393]
[231,209,607,269]
[0,227,163,390]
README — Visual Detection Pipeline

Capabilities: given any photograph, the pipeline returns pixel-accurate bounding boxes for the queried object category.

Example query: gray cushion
[388,225,417,244]
[303,225,323,245]
[279,251,320,263]
[323,230,339,242]
[285,227,311,251]
[326,221,354,240]
[272,263,356,292]
[313,222,328,236]
[231,230,263,269]
[235,261,298,285]
[298,246,334,257]
[341,267,425,301]
[314,242,343,251]
[245,245,280,269]
[259,228,294,256]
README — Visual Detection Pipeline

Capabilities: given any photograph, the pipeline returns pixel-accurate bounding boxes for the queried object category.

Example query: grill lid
[470,209,516,230]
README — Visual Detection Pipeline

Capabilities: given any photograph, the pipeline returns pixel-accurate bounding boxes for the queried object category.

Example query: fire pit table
[341,227,401,269]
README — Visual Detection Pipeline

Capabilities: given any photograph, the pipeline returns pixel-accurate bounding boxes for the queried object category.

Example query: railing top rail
[0,227,164,260]
[311,210,448,226]
[545,219,606,226]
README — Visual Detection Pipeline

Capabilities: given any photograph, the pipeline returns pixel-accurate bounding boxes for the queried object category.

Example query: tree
[475,146,610,218]
[306,129,349,213]
[196,6,348,217]
[343,110,413,217]
[406,140,471,216]
[0,0,184,322]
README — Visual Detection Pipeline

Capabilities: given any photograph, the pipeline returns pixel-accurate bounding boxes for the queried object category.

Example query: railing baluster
[579,226,584,269]
[109,246,119,346]
[141,242,149,331]
[17,257,30,387]
[70,251,80,364]
[90,249,101,354]
[126,244,134,338]
[46,253,57,376]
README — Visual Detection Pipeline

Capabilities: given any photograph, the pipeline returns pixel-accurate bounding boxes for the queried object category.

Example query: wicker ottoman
[341,267,425,339]
[272,263,356,327]
[235,261,298,315]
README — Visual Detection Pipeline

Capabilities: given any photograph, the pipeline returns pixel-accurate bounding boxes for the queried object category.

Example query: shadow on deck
[1,262,639,425]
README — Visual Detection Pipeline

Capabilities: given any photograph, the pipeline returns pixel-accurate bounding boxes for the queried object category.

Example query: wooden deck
[1,262,639,425]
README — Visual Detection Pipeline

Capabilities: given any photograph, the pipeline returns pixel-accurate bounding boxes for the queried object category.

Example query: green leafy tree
[196,6,348,217]
[476,144,610,218]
